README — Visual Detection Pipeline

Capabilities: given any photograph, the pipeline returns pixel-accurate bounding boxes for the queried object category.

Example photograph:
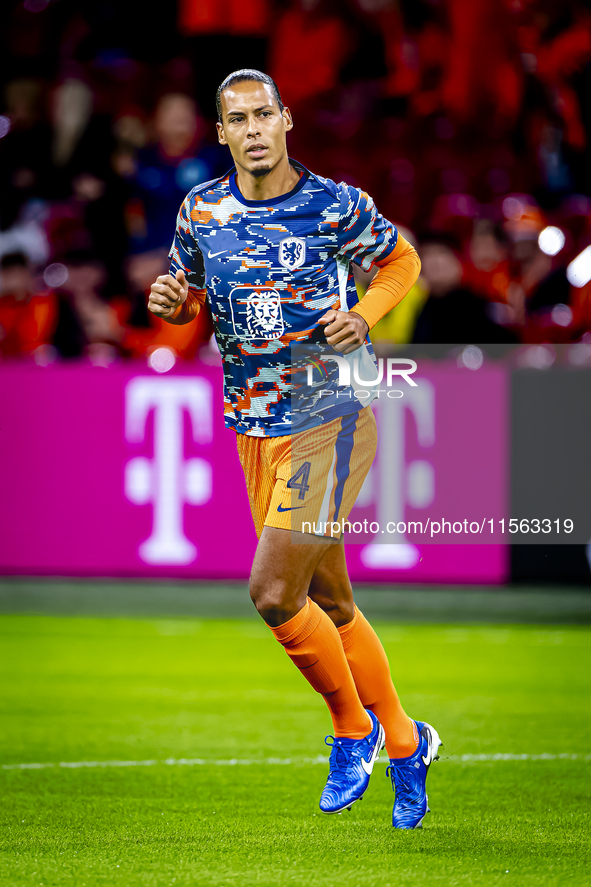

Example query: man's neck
[234,155,300,202]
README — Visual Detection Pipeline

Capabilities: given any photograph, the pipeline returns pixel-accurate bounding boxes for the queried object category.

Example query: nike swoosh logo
[421,750,433,767]
[208,250,228,258]
[277,504,305,512]
[421,737,434,767]
[361,756,373,775]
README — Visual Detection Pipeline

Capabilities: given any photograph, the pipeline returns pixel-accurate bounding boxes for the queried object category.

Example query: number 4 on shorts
[287,461,311,500]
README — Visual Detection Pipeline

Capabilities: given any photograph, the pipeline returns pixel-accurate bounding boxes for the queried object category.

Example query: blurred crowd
[1,0,591,365]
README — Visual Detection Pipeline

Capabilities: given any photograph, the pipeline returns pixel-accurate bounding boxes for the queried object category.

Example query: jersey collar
[228,159,309,207]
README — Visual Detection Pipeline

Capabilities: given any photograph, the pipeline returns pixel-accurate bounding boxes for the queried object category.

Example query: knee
[311,593,355,628]
[249,577,304,627]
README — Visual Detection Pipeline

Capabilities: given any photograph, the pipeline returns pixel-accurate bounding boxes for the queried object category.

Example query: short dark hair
[0,251,28,270]
[216,69,284,123]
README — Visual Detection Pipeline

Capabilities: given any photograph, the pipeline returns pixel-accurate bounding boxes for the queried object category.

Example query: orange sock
[269,598,372,739]
[338,606,418,758]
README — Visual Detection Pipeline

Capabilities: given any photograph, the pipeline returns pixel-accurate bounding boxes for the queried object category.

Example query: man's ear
[282,107,293,132]
[216,122,227,145]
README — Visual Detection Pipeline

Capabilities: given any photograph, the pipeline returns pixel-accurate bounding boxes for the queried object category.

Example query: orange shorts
[236,406,377,539]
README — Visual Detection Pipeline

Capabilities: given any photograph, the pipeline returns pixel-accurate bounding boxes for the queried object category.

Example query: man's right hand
[148,268,188,318]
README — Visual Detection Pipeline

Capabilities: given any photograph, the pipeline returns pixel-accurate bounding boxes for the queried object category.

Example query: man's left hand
[318,310,369,354]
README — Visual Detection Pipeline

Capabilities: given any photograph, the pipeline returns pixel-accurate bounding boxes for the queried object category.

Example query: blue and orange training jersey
[168,160,398,437]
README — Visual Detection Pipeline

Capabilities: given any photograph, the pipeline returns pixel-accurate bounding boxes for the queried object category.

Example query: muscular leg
[307,541,355,626]
[308,543,418,758]
[250,526,371,738]
[249,526,331,627]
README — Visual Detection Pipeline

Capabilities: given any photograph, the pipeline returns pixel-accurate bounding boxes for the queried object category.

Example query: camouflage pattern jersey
[168,160,399,437]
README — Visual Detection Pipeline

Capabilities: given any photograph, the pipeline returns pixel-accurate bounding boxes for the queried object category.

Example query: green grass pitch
[0,590,590,886]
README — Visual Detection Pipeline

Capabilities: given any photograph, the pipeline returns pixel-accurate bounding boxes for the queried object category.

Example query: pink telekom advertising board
[0,361,507,583]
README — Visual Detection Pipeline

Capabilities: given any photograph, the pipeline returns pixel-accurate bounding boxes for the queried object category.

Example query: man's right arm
[148,268,207,325]
[148,194,208,324]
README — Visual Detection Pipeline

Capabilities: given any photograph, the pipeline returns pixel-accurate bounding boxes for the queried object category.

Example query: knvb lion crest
[229,287,285,340]
[246,290,283,338]
[279,236,306,270]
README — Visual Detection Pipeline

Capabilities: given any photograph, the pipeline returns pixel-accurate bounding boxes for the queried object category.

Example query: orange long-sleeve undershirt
[166,286,207,324]
[350,234,421,330]
[165,233,420,329]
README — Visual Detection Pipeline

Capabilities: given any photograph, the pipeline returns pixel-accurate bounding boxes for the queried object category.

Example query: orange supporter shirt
[0,292,58,357]
[112,292,213,360]
[462,261,511,303]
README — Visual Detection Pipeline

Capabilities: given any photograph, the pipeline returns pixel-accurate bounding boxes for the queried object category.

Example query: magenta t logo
[124,377,213,565]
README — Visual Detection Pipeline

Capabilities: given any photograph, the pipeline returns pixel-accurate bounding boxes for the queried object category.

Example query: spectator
[1,0,590,356]
[0,252,57,359]
[52,252,121,359]
[0,78,52,233]
[464,220,511,303]
[125,93,227,256]
[269,1,353,112]
[413,234,517,344]
[178,0,271,114]
[45,79,128,293]
[115,250,212,360]
[503,200,550,331]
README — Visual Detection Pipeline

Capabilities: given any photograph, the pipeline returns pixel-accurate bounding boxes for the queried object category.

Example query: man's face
[217,81,293,177]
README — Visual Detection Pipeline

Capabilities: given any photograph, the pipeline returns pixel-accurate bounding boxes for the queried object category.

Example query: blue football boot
[386,720,442,829]
[319,710,385,814]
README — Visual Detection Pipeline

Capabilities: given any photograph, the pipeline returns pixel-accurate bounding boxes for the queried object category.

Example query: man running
[147,69,441,828]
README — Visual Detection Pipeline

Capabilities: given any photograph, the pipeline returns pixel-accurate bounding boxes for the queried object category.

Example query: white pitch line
[1,752,590,772]
[448,753,591,762]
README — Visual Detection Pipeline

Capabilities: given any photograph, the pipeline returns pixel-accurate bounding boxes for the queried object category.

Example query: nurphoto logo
[305,355,418,393]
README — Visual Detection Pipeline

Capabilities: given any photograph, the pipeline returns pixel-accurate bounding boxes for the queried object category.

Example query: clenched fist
[148,268,188,319]
[318,309,369,354]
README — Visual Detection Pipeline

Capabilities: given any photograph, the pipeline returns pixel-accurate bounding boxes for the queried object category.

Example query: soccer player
[147,69,441,828]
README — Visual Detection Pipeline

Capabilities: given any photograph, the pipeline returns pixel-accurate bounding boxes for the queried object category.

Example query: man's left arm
[319,234,421,353]
[350,234,421,330]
